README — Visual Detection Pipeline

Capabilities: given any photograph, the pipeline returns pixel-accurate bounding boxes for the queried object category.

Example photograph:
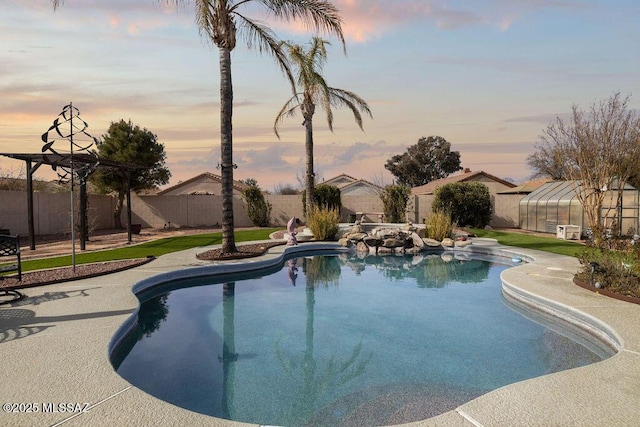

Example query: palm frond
[273,96,302,138]
[262,0,345,51]
[235,12,296,92]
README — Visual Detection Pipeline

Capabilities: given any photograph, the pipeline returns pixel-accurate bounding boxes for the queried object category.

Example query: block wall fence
[0,190,521,237]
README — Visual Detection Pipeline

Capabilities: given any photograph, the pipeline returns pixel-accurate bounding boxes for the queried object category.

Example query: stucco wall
[0,190,115,236]
[0,189,523,237]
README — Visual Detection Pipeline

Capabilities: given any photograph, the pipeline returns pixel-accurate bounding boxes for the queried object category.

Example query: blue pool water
[111,252,611,426]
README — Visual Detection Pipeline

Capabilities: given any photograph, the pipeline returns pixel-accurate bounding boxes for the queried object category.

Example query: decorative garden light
[41,103,99,272]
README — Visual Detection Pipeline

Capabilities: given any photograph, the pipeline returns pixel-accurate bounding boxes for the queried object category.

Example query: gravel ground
[0,258,154,290]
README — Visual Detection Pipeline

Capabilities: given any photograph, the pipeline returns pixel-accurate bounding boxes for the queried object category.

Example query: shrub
[433,182,491,228]
[380,185,410,223]
[425,210,453,241]
[307,207,340,241]
[242,186,272,227]
[302,184,341,217]
[576,242,640,298]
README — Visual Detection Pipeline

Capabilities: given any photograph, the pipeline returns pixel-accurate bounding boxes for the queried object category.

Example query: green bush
[302,184,341,217]
[425,210,453,241]
[576,242,640,298]
[433,182,491,228]
[307,207,340,241]
[242,186,272,227]
[380,185,410,223]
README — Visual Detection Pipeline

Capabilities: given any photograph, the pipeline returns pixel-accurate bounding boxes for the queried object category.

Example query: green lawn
[17,228,279,273]
[470,228,585,257]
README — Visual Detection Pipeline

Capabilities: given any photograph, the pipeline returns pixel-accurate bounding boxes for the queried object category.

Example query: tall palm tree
[273,37,372,213]
[52,1,345,254]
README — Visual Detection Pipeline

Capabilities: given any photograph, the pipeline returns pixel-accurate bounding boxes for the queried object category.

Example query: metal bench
[0,234,24,305]
[0,234,21,281]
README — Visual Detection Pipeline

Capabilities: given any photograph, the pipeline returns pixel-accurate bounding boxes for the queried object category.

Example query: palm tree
[52,1,344,254]
[273,37,372,213]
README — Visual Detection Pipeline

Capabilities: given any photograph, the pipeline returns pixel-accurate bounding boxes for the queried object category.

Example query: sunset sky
[1,0,639,192]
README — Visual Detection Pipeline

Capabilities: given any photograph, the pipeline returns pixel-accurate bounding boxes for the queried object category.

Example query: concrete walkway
[1,239,639,426]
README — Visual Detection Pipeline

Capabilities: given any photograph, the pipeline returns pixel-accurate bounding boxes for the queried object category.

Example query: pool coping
[1,238,639,426]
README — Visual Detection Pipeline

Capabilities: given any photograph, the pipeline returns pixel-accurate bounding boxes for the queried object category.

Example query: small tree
[302,184,341,217]
[380,185,410,223]
[274,183,299,195]
[384,136,462,187]
[91,119,170,229]
[433,182,491,228]
[528,93,640,244]
[242,185,272,227]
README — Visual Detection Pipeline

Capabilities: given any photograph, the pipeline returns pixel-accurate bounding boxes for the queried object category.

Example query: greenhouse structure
[519,180,639,238]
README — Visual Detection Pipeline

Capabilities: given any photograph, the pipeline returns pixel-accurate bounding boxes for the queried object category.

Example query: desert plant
[242,186,272,227]
[425,210,454,241]
[306,206,340,241]
[380,185,410,223]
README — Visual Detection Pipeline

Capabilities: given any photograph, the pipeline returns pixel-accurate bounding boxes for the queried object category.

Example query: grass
[16,228,279,273]
[470,228,585,257]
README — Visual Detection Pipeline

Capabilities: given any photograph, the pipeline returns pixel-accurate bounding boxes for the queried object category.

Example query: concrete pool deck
[1,238,639,426]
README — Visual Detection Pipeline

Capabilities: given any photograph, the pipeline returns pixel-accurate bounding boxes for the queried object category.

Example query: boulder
[423,238,441,247]
[338,238,352,248]
[382,238,405,248]
[455,240,472,248]
[441,238,455,247]
[356,241,369,253]
[363,236,382,248]
[350,224,365,234]
[346,232,368,241]
[410,232,425,249]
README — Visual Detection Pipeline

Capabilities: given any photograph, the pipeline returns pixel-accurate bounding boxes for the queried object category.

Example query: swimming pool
[111,252,611,426]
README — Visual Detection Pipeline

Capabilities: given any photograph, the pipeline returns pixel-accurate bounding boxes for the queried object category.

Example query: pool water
[111,252,610,426]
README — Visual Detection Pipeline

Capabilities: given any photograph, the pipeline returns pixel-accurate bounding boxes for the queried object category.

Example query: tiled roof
[157,172,249,195]
[411,170,516,195]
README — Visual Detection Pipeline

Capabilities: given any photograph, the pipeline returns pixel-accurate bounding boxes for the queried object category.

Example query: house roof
[411,169,516,195]
[322,173,359,187]
[316,174,383,193]
[157,172,249,195]
[498,179,553,194]
[339,179,383,193]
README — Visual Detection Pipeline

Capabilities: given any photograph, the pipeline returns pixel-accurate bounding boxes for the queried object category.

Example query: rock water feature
[337,221,472,254]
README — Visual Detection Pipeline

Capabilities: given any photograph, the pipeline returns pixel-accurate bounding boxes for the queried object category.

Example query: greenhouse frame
[519,180,639,238]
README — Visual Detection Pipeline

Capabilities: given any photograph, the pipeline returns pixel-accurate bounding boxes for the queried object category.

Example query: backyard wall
[0,190,115,236]
[0,189,523,238]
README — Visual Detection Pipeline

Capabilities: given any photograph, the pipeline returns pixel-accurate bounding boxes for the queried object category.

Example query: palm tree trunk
[220,46,237,253]
[305,116,315,215]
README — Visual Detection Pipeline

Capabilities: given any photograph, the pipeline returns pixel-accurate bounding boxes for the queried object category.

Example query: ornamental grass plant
[307,207,340,241]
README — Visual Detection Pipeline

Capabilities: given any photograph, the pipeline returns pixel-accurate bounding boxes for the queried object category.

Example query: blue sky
[1,0,638,191]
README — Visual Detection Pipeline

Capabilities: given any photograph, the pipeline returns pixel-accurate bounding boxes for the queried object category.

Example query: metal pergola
[0,152,139,250]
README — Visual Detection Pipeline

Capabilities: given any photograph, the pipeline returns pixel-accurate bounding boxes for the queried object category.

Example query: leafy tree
[527,93,640,244]
[274,37,372,213]
[385,136,462,187]
[241,178,258,187]
[274,183,299,195]
[242,185,272,227]
[52,0,344,254]
[91,120,170,229]
[302,183,341,217]
[380,185,410,223]
[432,182,491,228]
